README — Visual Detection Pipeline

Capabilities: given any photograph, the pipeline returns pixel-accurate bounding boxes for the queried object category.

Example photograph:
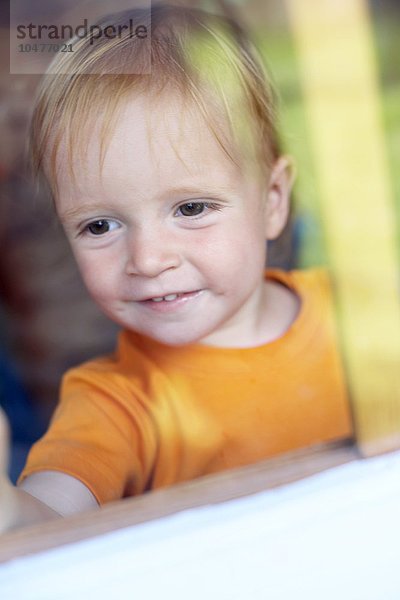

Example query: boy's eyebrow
[58,203,109,221]
[59,185,234,220]
[160,184,234,200]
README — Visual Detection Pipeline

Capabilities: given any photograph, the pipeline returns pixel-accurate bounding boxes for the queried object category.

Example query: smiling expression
[55,93,292,347]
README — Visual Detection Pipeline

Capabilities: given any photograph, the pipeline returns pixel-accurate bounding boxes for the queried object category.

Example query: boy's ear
[265,156,295,240]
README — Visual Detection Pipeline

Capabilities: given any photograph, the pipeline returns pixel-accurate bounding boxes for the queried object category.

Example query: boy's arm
[1,407,57,532]
[1,472,99,533]
[19,471,99,516]
[1,475,60,532]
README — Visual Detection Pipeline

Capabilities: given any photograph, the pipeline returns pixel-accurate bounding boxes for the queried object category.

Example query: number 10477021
[18,43,73,53]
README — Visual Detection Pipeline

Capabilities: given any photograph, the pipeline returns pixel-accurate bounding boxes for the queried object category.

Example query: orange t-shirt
[20,269,353,504]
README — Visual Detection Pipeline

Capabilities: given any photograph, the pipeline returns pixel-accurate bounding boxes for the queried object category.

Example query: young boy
[1,4,352,531]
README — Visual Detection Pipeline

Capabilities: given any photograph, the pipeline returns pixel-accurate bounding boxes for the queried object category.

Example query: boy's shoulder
[60,337,141,395]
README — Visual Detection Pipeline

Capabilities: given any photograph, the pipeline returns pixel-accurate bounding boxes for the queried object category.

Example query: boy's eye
[85,220,118,236]
[177,202,206,217]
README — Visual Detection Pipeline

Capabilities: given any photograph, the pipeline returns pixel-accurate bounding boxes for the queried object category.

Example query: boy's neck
[198,275,300,349]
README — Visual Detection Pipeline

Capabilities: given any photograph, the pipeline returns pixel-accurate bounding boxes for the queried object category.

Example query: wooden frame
[286,0,400,455]
[0,439,357,564]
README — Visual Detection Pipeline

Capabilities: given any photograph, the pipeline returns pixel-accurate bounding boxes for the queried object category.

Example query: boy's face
[56,94,291,347]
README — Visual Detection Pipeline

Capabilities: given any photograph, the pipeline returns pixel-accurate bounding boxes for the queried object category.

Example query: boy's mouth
[150,293,181,303]
[139,290,203,310]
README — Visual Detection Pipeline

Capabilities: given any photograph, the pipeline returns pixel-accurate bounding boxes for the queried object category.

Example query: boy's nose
[125,227,182,278]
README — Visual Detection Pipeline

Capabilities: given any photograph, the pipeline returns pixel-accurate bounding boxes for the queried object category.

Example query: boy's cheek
[74,255,117,302]
[214,224,267,266]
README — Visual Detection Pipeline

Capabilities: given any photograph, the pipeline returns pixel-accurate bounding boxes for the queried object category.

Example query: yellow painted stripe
[285,0,400,455]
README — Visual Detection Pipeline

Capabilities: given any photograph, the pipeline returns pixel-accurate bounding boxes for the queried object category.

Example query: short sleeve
[18,366,157,504]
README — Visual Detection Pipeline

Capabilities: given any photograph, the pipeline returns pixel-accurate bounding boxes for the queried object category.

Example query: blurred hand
[0,407,16,533]
[0,406,9,473]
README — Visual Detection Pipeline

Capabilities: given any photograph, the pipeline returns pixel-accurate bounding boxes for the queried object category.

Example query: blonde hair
[30,4,280,196]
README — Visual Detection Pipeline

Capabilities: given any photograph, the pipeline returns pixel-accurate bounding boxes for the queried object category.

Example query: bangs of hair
[29,4,280,196]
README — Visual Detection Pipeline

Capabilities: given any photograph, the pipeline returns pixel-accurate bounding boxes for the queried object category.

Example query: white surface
[1,451,400,599]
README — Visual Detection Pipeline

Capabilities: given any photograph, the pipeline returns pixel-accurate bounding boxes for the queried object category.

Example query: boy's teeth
[151,294,179,302]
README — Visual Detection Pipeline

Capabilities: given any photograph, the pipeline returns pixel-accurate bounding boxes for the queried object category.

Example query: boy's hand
[0,406,9,473]
[0,407,17,533]
[0,406,9,474]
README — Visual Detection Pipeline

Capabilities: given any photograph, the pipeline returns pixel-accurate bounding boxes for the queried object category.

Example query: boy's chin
[142,331,204,348]
[132,325,212,348]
